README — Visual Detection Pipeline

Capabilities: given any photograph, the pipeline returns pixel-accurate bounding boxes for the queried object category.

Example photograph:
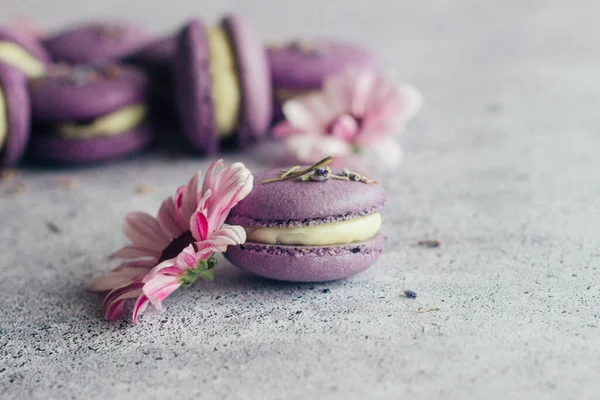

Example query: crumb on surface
[417,307,440,313]
[1,169,18,184]
[46,221,61,234]
[136,184,152,195]
[418,239,442,248]
[55,176,78,189]
[485,102,503,113]
[10,182,27,195]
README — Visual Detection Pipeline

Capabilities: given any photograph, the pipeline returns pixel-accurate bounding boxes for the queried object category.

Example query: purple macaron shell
[225,234,385,282]
[0,63,30,166]
[29,124,152,164]
[222,14,272,148]
[172,19,217,154]
[127,35,176,71]
[30,64,150,121]
[0,27,51,66]
[227,168,385,228]
[45,22,150,64]
[268,39,382,90]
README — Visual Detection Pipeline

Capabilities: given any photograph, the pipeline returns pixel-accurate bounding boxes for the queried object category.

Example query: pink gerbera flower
[272,68,422,167]
[88,160,253,322]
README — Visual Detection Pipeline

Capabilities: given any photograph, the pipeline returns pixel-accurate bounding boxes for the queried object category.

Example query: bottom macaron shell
[224,234,385,282]
[29,125,153,164]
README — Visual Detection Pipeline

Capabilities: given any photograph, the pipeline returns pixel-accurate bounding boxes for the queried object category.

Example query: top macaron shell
[30,65,150,121]
[226,168,386,228]
[0,62,30,166]
[268,39,382,89]
[0,27,51,65]
[173,19,217,154]
[45,22,150,64]
[221,14,272,147]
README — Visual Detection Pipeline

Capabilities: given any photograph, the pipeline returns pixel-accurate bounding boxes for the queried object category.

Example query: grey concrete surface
[1,0,599,399]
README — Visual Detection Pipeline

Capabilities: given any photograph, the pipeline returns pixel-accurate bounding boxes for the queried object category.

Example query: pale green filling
[0,41,45,77]
[58,104,147,139]
[244,213,382,246]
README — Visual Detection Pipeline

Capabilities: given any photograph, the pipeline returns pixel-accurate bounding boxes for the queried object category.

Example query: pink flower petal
[113,259,156,271]
[271,121,309,138]
[285,135,352,164]
[143,274,181,310]
[282,99,321,131]
[349,70,376,117]
[201,160,223,199]
[328,114,359,141]
[196,189,212,214]
[105,300,126,321]
[132,295,150,323]
[176,244,199,269]
[101,281,144,320]
[203,162,253,232]
[123,212,170,251]
[181,173,199,222]
[157,197,185,238]
[204,225,247,253]
[190,210,209,242]
[174,186,188,229]
[88,264,152,293]
[143,258,178,281]
[110,246,160,260]
[322,72,351,113]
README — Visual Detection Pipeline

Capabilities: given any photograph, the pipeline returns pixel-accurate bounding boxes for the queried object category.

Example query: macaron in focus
[45,22,150,64]
[225,160,386,282]
[0,27,50,77]
[28,64,153,164]
[0,62,30,166]
[173,15,272,154]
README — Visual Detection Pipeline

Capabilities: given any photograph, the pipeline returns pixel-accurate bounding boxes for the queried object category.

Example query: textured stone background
[1,0,599,399]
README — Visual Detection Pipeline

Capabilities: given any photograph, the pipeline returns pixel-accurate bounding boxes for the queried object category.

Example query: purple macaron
[172,15,272,154]
[28,63,153,164]
[126,35,178,125]
[225,166,386,282]
[45,22,150,64]
[267,39,382,117]
[0,27,50,77]
[0,63,30,167]
[126,35,176,75]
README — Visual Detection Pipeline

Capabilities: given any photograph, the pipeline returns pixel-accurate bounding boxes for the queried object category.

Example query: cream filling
[208,27,241,137]
[58,104,147,139]
[274,88,318,104]
[0,87,6,150]
[0,41,46,78]
[244,213,381,246]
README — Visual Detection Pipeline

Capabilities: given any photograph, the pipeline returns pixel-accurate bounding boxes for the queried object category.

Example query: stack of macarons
[0,14,382,166]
